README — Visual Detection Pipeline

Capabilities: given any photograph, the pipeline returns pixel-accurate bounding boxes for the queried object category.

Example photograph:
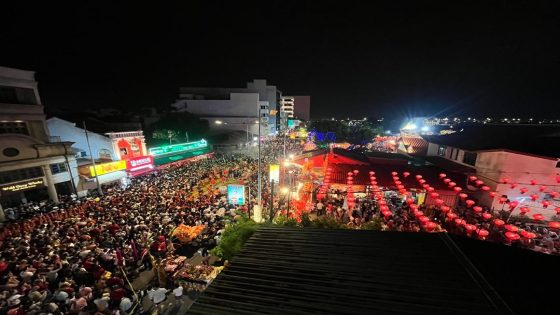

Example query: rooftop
[423,124,560,159]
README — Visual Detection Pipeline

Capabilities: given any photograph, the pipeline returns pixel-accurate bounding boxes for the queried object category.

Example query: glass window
[99,149,112,160]
[0,167,44,184]
[50,163,68,174]
[0,121,29,135]
[437,145,446,156]
[463,152,478,166]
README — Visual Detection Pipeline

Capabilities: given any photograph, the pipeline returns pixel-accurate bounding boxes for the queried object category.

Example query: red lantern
[504,224,518,232]
[443,178,451,183]
[347,176,353,180]
[482,213,492,220]
[347,172,353,176]
[519,207,530,214]
[409,204,418,210]
[493,219,505,226]
[454,187,462,192]
[382,210,392,217]
[505,232,520,240]
[419,179,426,184]
[353,169,359,174]
[397,185,405,190]
[447,212,457,219]
[440,205,451,212]
[406,198,414,205]
[542,200,550,208]
[510,183,518,189]
[523,232,537,239]
[379,200,387,205]
[435,199,444,205]
[519,187,528,194]
[508,201,519,209]
[539,185,547,192]
[459,193,468,199]
[395,180,402,185]
[478,229,489,237]
[550,191,559,198]
[371,181,378,185]
[465,200,475,208]
[416,175,422,179]
[454,218,466,225]
[465,224,477,232]
[530,179,537,185]
[499,197,507,204]
[530,194,539,201]
[489,191,497,197]
[439,173,447,178]
[430,192,439,198]
[427,187,435,192]
[481,186,490,191]
[548,221,560,229]
[533,213,545,221]
[473,206,483,213]
[448,182,457,187]
[475,180,484,186]
[555,207,560,215]
[403,172,410,177]
[502,178,510,184]
[419,216,430,223]
[469,175,477,181]
[415,211,424,217]
[425,222,437,231]
[369,171,375,175]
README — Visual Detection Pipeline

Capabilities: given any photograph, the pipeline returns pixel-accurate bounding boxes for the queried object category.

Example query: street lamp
[215,120,223,125]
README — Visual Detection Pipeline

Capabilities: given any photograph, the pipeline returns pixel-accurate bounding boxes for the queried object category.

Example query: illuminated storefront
[106,131,148,160]
[149,139,211,166]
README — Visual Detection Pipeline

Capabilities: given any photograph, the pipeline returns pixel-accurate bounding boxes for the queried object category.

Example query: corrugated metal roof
[188,227,512,315]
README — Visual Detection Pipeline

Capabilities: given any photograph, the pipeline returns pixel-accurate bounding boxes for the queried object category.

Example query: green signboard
[149,139,207,156]
[153,147,211,165]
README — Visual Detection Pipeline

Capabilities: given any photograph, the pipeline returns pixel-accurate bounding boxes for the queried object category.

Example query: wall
[47,118,115,160]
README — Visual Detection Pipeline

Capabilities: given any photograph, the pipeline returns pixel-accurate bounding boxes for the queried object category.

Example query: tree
[310,119,383,144]
[147,112,209,146]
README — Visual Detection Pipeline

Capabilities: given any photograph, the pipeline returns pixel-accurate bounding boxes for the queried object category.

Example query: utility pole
[269,180,275,223]
[83,121,103,196]
[258,108,262,207]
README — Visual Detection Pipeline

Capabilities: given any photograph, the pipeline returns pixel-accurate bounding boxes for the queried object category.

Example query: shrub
[362,216,384,230]
[211,216,258,261]
[311,216,347,229]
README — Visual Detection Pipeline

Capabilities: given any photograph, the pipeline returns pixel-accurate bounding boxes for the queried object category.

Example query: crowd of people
[0,149,292,314]
[312,189,560,255]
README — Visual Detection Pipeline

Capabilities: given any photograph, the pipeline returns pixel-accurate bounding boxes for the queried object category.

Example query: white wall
[182,93,260,117]
[47,118,116,160]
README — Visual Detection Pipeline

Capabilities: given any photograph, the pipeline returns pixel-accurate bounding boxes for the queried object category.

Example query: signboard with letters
[149,139,207,156]
[0,178,45,195]
[89,160,127,177]
[126,155,154,171]
[227,184,245,205]
[269,164,280,183]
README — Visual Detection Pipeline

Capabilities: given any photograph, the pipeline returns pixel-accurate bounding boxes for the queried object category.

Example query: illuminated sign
[1,178,45,195]
[149,139,208,156]
[90,160,127,177]
[126,156,154,171]
[227,184,245,205]
[269,164,280,183]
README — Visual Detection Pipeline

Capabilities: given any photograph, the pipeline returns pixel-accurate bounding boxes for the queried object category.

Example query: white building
[0,66,78,218]
[422,125,560,219]
[46,117,128,193]
[171,79,281,136]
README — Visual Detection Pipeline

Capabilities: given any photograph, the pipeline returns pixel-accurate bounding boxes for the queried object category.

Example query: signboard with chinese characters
[149,139,208,156]
[126,156,154,171]
[90,160,127,177]
[269,164,280,183]
[227,184,245,205]
[0,178,45,195]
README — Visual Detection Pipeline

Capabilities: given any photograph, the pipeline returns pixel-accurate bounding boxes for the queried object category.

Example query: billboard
[149,139,208,156]
[90,160,127,177]
[269,164,280,183]
[227,184,245,205]
[0,178,45,195]
[126,156,154,172]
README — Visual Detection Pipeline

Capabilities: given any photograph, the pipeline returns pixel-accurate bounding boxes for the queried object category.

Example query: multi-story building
[171,79,280,136]
[0,66,78,217]
[279,96,295,132]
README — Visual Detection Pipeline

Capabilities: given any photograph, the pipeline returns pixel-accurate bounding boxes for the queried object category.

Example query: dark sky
[2,1,559,120]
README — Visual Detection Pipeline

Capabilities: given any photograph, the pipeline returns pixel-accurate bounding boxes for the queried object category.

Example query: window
[50,163,68,174]
[0,121,28,135]
[437,145,446,156]
[452,148,459,160]
[2,147,20,157]
[0,167,44,184]
[463,152,478,166]
[99,149,112,160]
[0,86,37,104]
[0,86,18,103]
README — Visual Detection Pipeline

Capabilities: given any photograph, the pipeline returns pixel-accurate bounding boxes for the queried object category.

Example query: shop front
[0,178,48,208]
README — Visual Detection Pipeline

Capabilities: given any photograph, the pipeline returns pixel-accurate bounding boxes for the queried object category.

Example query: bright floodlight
[385,130,391,134]
[402,123,417,130]
[253,136,258,141]
[215,120,223,125]
[421,126,430,132]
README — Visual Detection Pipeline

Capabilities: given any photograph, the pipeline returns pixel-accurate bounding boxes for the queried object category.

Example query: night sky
[2,1,559,120]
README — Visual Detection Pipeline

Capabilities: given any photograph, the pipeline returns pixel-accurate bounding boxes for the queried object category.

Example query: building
[46,117,135,193]
[293,95,311,121]
[0,66,78,217]
[171,79,280,136]
[421,125,560,218]
[279,96,294,131]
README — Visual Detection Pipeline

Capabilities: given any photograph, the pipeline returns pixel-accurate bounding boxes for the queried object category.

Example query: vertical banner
[227,184,246,205]
[269,164,280,183]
